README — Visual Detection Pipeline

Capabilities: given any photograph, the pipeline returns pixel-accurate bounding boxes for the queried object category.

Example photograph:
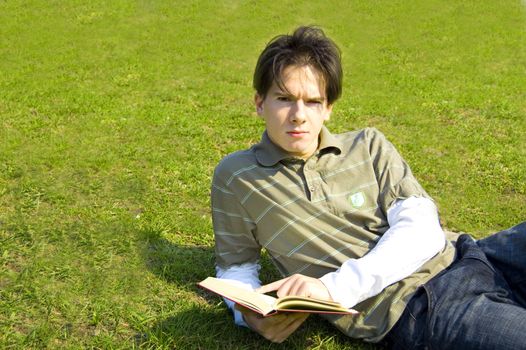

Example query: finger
[275,275,305,298]
[264,317,298,343]
[281,312,309,329]
[272,313,310,343]
[287,314,309,333]
[257,277,289,294]
[267,311,308,336]
[287,278,305,297]
[247,313,291,340]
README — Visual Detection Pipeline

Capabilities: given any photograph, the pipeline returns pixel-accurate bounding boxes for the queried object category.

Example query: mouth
[287,131,308,137]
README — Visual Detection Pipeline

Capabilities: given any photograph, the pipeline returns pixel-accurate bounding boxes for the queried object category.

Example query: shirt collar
[254,126,343,166]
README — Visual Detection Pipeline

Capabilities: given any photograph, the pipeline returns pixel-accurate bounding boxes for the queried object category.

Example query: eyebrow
[273,90,325,102]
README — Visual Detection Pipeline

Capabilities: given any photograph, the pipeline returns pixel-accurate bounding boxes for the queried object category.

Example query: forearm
[320,196,445,308]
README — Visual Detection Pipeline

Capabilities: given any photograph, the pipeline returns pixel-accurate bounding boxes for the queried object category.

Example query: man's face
[255,65,333,160]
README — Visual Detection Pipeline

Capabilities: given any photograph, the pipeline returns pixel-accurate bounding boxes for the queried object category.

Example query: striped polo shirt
[211,126,456,341]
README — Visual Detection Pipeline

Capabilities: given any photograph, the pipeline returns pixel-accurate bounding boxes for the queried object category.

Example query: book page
[275,296,356,314]
[199,277,276,315]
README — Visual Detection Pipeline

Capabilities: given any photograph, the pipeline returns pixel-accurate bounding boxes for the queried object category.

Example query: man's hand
[258,274,333,301]
[235,304,309,343]
[234,274,332,343]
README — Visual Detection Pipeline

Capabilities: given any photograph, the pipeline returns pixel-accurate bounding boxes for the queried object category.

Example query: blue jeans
[384,222,526,350]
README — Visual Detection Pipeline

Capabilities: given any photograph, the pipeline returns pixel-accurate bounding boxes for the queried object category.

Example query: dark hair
[253,26,342,105]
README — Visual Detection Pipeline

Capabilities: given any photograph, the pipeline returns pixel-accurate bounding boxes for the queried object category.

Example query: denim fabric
[477,222,526,307]
[385,222,526,350]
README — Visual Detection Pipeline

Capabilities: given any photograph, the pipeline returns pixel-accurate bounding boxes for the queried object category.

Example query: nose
[290,100,306,124]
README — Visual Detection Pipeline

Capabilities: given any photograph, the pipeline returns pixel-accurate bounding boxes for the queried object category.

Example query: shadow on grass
[138,227,216,287]
[137,226,282,289]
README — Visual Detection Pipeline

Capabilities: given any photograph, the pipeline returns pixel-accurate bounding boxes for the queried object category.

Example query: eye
[277,96,291,102]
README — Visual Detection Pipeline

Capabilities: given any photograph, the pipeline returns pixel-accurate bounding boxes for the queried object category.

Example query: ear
[324,104,333,121]
[254,94,264,116]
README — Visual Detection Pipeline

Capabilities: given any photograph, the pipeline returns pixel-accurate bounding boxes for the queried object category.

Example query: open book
[198,277,358,317]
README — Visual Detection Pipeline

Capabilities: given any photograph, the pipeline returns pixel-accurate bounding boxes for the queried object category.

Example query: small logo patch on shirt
[349,192,365,208]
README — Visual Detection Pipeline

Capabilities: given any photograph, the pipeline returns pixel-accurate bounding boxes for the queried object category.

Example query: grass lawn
[1,0,525,348]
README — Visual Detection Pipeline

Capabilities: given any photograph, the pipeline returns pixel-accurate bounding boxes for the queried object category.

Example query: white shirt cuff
[216,262,261,327]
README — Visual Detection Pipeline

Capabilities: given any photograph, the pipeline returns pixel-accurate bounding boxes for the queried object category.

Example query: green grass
[1,0,525,348]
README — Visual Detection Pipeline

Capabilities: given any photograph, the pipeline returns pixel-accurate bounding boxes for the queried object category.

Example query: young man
[211,26,526,348]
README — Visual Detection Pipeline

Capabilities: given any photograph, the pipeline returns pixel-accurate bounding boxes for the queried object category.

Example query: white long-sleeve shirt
[216,196,445,326]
